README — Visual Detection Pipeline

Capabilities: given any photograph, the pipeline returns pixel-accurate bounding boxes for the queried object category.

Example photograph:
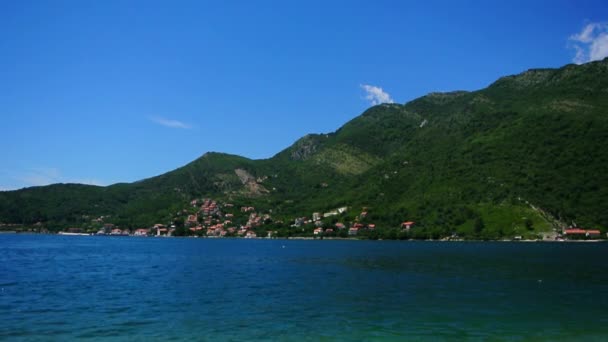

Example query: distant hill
[2,58,607,238]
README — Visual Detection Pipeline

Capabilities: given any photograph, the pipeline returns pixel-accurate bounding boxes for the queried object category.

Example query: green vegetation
[1,58,607,239]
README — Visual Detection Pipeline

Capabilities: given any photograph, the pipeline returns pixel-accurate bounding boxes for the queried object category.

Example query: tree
[474,217,485,236]
[525,218,534,231]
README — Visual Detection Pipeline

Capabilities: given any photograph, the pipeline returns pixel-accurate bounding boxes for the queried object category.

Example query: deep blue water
[2,235,608,341]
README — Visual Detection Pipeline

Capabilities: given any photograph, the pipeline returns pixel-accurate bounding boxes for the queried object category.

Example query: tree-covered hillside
[1,58,607,238]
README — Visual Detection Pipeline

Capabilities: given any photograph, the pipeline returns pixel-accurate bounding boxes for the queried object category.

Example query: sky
[1,0,607,190]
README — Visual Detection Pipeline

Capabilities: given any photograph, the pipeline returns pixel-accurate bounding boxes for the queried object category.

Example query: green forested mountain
[2,58,607,238]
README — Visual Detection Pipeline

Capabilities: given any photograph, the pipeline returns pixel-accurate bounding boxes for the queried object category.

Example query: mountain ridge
[2,58,607,238]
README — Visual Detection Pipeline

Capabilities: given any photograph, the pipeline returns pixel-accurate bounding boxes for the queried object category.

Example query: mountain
[2,58,607,238]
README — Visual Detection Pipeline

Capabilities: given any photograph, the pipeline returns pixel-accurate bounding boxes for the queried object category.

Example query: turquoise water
[2,235,608,340]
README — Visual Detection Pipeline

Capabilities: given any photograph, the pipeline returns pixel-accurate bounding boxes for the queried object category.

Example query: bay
[1,234,608,340]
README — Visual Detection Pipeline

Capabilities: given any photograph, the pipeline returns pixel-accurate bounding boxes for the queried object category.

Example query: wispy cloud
[360,84,394,105]
[149,116,192,129]
[3,167,104,190]
[569,22,608,64]
[16,167,61,187]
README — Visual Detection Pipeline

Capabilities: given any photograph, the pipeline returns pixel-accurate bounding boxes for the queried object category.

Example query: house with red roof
[186,214,198,226]
[134,228,149,236]
[402,221,415,230]
[564,229,586,235]
[564,228,602,239]
[110,228,124,235]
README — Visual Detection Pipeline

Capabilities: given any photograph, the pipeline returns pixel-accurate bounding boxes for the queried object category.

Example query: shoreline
[2,231,606,243]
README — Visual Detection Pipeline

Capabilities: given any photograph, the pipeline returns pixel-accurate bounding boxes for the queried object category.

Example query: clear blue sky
[1,0,607,190]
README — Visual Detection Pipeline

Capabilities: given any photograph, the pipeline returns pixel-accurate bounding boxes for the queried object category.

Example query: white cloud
[571,23,598,43]
[569,22,608,64]
[149,116,192,129]
[360,84,394,105]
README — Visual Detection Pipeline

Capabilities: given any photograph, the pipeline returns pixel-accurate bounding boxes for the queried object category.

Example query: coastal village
[77,198,390,239]
[47,196,606,241]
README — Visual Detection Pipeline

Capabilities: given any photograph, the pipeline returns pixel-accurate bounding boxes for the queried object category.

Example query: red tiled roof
[564,229,586,234]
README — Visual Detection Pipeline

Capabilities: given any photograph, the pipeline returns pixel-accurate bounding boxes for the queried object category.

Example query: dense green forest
[1,58,607,239]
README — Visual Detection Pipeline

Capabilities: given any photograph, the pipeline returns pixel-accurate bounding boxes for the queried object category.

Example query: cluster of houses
[312,221,415,236]
[93,224,150,236]
[84,198,273,238]
[182,199,270,238]
[89,218,603,241]
[79,196,426,239]
[86,199,608,241]
[90,221,173,237]
[94,224,130,236]
[183,199,231,237]
[300,207,417,236]
[65,202,608,241]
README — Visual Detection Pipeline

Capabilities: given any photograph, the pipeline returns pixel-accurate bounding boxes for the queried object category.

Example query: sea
[1,234,608,341]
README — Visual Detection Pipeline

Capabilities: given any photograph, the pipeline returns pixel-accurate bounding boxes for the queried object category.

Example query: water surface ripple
[1,235,608,340]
